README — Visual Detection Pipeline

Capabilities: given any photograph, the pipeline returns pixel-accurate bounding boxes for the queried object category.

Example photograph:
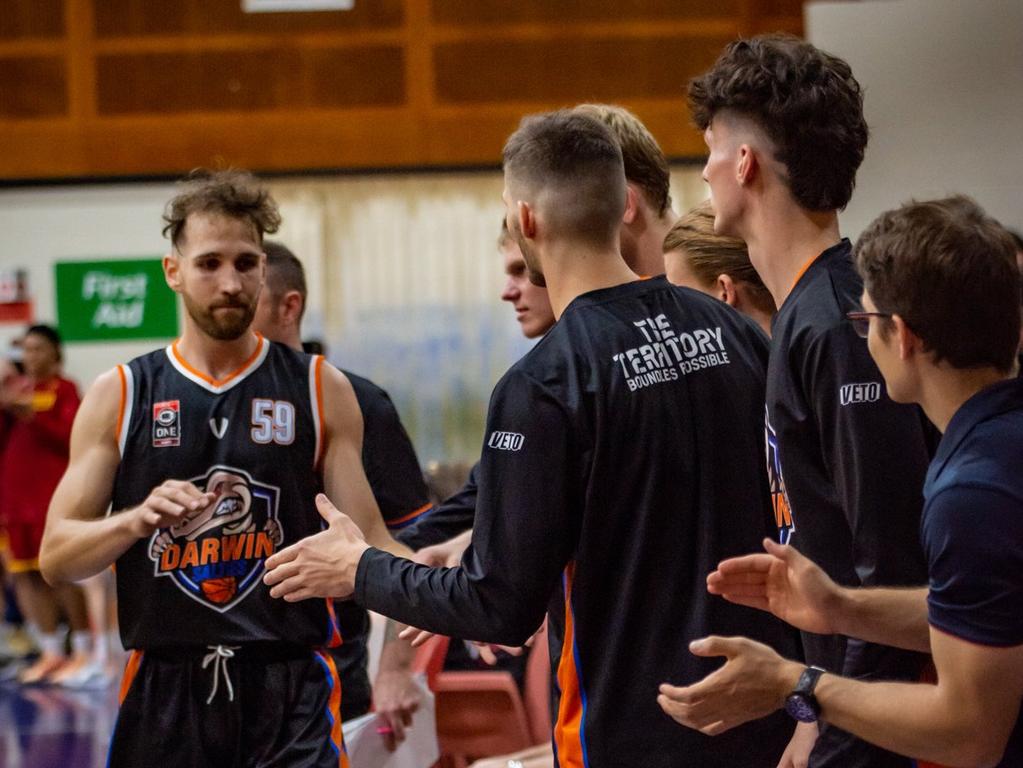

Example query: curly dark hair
[162,169,281,248]
[688,35,868,212]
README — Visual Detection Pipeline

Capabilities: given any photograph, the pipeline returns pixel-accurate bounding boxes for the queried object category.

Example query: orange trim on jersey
[170,334,265,388]
[325,598,343,648]
[115,365,127,442]
[315,650,350,767]
[313,355,326,470]
[6,557,40,574]
[386,502,433,528]
[554,561,586,768]
[119,650,144,705]
[790,254,820,293]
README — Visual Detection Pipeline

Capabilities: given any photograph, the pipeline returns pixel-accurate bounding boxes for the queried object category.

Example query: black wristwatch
[784,666,826,723]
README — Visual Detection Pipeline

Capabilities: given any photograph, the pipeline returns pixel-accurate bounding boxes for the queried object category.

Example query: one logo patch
[153,400,181,447]
[148,465,283,613]
[209,418,229,439]
[839,382,882,406]
[488,431,524,451]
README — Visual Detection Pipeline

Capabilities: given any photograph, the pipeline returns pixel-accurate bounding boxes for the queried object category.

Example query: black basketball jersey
[111,335,340,650]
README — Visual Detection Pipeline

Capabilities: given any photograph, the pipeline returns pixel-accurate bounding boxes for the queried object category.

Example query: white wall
[807,0,1023,238]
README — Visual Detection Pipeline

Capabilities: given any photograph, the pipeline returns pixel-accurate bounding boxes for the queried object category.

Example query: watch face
[785,694,819,723]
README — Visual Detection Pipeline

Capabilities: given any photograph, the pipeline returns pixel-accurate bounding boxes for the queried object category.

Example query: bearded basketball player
[39,169,413,768]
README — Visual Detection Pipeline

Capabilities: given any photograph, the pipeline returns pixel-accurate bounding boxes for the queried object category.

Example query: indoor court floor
[0,681,117,768]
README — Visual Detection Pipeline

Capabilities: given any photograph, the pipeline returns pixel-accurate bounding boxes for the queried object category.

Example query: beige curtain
[271,166,707,463]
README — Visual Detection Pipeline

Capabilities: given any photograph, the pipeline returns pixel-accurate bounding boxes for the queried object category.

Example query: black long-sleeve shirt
[767,240,935,768]
[356,277,798,767]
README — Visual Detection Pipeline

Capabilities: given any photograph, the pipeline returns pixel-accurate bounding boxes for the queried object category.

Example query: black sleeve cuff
[354,546,390,611]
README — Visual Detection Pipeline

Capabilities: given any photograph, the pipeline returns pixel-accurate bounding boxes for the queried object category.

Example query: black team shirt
[767,240,934,768]
[356,277,798,768]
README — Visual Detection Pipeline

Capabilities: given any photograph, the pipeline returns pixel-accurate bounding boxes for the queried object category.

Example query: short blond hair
[573,103,671,216]
[664,201,775,316]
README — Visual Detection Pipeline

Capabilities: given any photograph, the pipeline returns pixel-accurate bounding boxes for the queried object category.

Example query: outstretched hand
[263,493,369,600]
[707,538,841,636]
[657,635,803,735]
[397,623,540,664]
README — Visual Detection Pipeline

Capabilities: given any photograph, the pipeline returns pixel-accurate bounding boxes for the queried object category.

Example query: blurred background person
[0,325,90,685]
[573,103,678,278]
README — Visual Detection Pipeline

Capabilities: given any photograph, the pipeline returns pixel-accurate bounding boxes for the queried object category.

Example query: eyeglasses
[846,311,892,339]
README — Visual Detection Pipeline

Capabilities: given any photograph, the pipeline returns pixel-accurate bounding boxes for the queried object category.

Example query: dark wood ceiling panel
[96,46,405,115]
[0,0,805,179]
[758,0,805,18]
[0,57,67,117]
[435,36,730,104]
[94,0,403,37]
[0,0,65,40]
[431,0,736,24]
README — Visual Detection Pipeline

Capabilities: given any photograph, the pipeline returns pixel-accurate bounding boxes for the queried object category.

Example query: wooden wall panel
[0,57,67,117]
[0,0,804,181]
[756,0,806,17]
[436,36,731,104]
[94,0,403,37]
[0,0,65,40]
[430,0,737,24]
[97,47,405,114]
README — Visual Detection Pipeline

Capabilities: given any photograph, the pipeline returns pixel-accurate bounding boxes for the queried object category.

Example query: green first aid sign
[55,259,179,342]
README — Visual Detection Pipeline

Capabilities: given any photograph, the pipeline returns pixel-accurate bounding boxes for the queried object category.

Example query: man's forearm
[815,674,997,766]
[41,512,140,584]
[366,523,415,560]
[356,548,544,646]
[833,586,930,652]
[378,620,416,670]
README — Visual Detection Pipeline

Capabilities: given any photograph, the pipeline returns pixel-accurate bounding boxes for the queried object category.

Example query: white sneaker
[55,660,114,690]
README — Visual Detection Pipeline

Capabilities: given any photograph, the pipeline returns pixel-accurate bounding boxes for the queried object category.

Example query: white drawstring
[202,645,240,704]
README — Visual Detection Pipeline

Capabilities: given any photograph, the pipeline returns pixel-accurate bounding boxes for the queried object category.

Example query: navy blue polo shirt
[922,376,1023,766]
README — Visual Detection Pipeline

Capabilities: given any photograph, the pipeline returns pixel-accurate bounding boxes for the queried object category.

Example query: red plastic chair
[411,633,451,690]
[432,669,534,768]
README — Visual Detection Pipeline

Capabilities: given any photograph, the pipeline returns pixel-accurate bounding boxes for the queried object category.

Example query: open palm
[706,538,840,635]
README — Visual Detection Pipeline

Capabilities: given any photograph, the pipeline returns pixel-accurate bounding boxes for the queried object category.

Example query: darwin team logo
[149,465,283,612]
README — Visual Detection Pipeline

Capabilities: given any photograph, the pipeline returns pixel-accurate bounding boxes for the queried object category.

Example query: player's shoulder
[337,367,400,425]
[338,367,387,402]
[75,366,125,429]
[263,338,314,369]
[778,245,863,342]
[121,345,172,374]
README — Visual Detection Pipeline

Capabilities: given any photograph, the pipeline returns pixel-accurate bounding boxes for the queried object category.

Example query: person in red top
[0,325,90,684]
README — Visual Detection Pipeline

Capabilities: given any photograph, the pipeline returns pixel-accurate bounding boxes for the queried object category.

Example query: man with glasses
[658,195,1023,768]
[684,36,937,767]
